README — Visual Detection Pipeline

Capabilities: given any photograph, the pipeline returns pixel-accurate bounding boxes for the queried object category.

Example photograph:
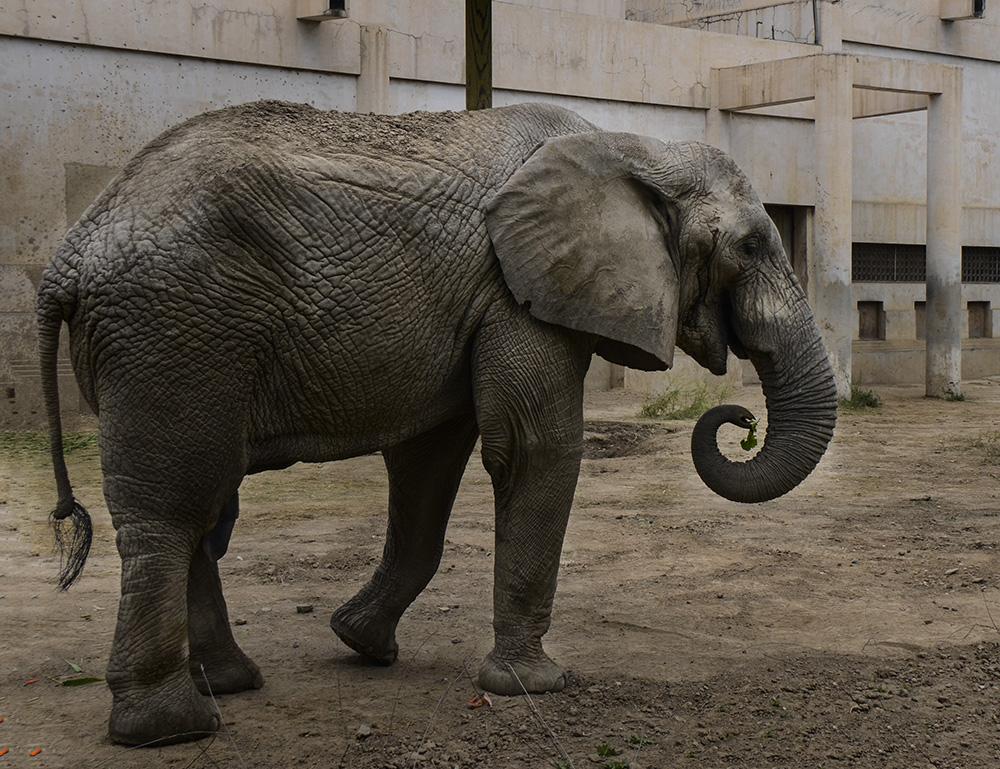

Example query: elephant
[37,100,837,746]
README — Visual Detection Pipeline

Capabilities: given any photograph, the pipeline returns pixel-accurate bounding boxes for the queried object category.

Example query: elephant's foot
[477,645,567,696]
[108,671,220,746]
[330,600,399,665]
[190,646,264,695]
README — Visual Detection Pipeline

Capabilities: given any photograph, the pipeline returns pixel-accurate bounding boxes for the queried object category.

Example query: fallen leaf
[467,693,492,710]
[0,747,7,757]
[23,678,38,686]
[29,747,42,756]
[66,660,82,673]
[61,677,103,687]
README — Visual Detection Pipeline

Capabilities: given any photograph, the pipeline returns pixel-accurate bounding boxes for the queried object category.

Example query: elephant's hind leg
[188,498,264,695]
[471,308,590,696]
[104,471,227,746]
[101,399,249,744]
[330,414,479,664]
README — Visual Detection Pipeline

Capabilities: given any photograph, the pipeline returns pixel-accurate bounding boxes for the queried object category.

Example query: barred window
[852,244,1000,283]
[962,247,1000,283]
[852,243,926,282]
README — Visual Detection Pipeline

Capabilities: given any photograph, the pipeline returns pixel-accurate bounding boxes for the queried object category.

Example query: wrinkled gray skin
[37,101,836,746]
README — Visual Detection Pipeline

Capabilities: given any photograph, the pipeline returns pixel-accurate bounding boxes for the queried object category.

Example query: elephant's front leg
[472,308,590,695]
[330,415,479,663]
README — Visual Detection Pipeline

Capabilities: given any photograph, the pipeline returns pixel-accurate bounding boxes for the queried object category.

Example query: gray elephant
[37,101,836,746]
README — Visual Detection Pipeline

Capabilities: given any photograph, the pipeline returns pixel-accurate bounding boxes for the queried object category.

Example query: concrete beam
[852,55,959,95]
[925,67,964,398]
[852,89,929,119]
[715,56,817,111]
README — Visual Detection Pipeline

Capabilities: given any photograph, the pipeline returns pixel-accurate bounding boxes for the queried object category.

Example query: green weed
[596,742,620,758]
[839,386,881,411]
[971,431,1000,464]
[944,391,966,402]
[639,383,731,420]
[0,431,98,456]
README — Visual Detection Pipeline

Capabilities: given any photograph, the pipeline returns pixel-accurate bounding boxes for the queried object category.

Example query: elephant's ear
[485,131,681,371]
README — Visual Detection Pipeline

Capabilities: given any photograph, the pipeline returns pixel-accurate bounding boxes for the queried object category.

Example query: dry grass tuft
[638,383,731,420]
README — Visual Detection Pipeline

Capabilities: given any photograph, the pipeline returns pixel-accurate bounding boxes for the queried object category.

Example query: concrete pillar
[357,25,389,115]
[817,0,843,51]
[811,55,854,399]
[705,68,731,152]
[925,68,963,398]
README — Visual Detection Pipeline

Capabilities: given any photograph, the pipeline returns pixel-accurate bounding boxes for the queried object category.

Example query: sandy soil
[2,382,1000,768]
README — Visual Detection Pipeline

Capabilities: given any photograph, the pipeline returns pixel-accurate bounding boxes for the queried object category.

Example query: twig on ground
[179,734,219,769]
[505,663,575,769]
[388,627,442,732]
[200,664,248,769]
[418,670,456,748]
[337,669,353,769]
[89,732,221,768]
[982,592,1000,634]
[458,658,554,760]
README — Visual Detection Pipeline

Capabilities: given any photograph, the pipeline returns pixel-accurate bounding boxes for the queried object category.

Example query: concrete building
[2,0,998,425]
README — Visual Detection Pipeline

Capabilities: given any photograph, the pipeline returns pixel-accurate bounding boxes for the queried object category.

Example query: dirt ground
[2,381,1000,769]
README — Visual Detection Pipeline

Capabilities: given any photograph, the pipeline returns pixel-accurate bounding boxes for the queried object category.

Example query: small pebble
[234,618,248,626]
[296,604,314,614]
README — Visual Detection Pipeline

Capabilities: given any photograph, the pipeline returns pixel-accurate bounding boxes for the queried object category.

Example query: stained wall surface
[2,0,999,423]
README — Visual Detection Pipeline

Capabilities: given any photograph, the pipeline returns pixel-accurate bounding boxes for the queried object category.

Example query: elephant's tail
[37,279,92,590]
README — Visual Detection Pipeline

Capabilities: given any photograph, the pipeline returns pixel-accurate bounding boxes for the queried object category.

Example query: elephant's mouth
[684,299,745,375]
[723,296,748,360]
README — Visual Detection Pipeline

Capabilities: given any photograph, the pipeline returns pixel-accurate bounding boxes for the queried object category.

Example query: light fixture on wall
[940,0,986,20]
[297,0,349,22]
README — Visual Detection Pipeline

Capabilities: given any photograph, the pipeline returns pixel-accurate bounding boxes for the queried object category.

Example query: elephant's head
[485,131,836,503]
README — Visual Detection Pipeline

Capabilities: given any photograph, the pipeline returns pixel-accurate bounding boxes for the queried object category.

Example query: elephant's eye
[739,236,761,258]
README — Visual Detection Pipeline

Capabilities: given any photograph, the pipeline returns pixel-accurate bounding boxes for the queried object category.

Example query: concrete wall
[2,0,999,425]
[627,0,816,44]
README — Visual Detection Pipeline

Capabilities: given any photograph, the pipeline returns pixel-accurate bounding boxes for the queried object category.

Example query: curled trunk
[691,302,837,504]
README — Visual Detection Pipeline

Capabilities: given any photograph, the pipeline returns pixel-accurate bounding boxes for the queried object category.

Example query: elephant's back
[67,100,594,275]
[172,100,592,174]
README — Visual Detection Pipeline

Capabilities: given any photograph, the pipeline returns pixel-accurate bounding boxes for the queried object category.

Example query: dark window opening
[858,301,886,341]
[915,301,926,341]
[969,301,992,339]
